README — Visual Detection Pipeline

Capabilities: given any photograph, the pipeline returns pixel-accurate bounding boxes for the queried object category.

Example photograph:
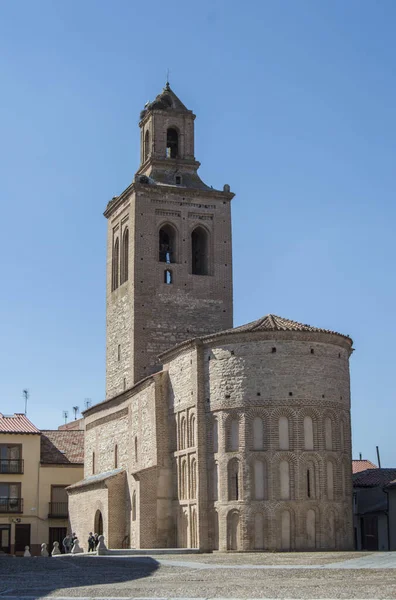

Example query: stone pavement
[1,552,396,599]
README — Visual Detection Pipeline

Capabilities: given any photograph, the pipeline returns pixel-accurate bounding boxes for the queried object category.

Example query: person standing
[88,532,95,552]
[62,534,71,554]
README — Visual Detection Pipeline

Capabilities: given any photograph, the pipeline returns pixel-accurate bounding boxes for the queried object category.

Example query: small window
[166,128,178,158]
[123,377,126,390]
[144,130,150,162]
[92,452,95,475]
[191,226,209,275]
[117,344,121,361]
[175,176,181,185]
[164,269,172,284]
[272,347,276,353]
[159,224,176,263]
[112,238,119,291]
[114,444,118,469]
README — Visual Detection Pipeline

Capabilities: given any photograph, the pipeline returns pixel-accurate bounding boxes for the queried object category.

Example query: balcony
[0,497,23,513]
[48,502,68,518]
[0,459,24,474]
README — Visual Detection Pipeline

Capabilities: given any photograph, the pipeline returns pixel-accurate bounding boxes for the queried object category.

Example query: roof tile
[40,430,84,464]
[353,468,396,487]
[352,459,377,474]
[0,413,40,434]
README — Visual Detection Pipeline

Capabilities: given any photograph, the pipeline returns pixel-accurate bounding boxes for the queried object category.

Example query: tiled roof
[353,468,396,488]
[352,459,378,474]
[0,413,40,434]
[225,314,351,339]
[40,430,84,464]
[67,468,124,490]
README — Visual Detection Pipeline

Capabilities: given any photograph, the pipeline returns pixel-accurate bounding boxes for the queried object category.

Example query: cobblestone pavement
[0,552,396,599]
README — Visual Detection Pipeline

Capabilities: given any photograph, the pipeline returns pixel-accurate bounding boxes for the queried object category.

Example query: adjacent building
[0,413,83,555]
[353,468,396,551]
[68,84,355,552]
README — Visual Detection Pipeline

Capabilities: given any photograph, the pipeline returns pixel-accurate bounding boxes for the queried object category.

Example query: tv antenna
[84,398,92,410]
[62,410,68,424]
[72,406,79,421]
[23,389,29,416]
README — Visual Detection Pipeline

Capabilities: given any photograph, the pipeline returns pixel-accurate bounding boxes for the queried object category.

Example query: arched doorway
[94,510,103,536]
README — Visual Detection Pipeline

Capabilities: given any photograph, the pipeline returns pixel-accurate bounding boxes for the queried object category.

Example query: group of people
[88,532,100,552]
[62,533,78,554]
[62,532,100,553]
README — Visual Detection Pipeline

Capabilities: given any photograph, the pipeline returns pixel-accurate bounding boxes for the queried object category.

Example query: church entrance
[94,510,103,536]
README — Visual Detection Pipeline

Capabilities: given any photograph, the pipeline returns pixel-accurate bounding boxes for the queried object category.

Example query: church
[68,84,354,551]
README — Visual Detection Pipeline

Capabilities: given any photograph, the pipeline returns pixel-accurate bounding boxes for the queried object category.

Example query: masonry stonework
[68,84,354,552]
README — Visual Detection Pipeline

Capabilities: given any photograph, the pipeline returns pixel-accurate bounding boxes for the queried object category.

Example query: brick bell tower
[104,83,234,398]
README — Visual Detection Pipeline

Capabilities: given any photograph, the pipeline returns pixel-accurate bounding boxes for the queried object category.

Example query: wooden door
[0,525,11,554]
[15,524,30,553]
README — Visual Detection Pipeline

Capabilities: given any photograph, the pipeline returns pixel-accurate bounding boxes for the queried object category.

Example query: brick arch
[298,452,323,500]
[272,452,298,501]
[223,411,243,452]
[245,408,270,451]
[270,406,298,451]
[297,407,320,451]
[226,509,241,550]
[303,504,320,549]
[249,506,270,550]
[325,455,339,500]
[323,505,339,549]
[250,455,268,501]
[321,408,339,451]
[227,456,242,501]
[273,503,296,551]
[158,221,179,264]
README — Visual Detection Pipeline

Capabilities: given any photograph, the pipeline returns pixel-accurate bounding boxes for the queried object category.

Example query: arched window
[144,129,150,161]
[303,416,314,450]
[191,226,209,275]
[159,224,176,263]
[121,228,129,284]
[92,451,95,475]
[280,460,290,500]
[327,460,334,500]
[278,416,289,450]
[213,463,218,501]
[306,462,316,499]
[253,417,264,450]
[228,511,240,550]
[325,417,333,450]
[181,459,187,499]
[254,460,266,500]
[340,421,345,452]
[114,444,118,469]
[228,458,240,501]
[112,238,119,291]
[254,513,264,549]
[190,458,197,499]
[189,414,196,447]
[132,490,136,521]
[281,510,291,550]
[180,416,187,450]
[213,419,219,453]
[166,128,178,158]
[229,419,239,451]
[306,509,316,549]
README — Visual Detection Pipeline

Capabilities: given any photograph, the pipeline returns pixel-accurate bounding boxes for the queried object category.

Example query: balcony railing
[48,502,68,518]
[0,459,24,474]
[0,497,23,513]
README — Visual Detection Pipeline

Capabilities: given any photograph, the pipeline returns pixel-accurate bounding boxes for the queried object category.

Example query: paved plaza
[0,552,396,600]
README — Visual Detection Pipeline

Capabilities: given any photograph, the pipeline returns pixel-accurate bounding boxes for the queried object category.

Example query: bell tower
[104,84,234,398]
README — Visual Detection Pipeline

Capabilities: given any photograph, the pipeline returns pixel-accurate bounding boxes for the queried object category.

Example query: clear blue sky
[0,1,395,466]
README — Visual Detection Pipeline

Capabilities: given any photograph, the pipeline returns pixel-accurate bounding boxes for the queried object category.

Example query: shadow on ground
[0,555,159,597]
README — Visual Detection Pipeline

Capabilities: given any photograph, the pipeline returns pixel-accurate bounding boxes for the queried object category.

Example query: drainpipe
[384,488,390,551]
